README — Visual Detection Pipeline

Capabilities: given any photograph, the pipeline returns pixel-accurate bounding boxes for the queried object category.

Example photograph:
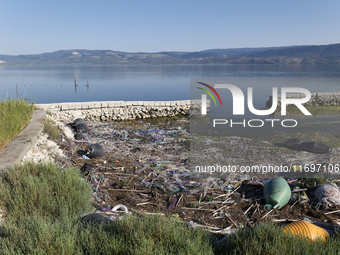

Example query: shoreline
[1,104,338,236]
[37,100,207,121]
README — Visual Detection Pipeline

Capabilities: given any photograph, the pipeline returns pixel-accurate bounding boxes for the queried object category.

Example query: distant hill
[237,44,340,58]
[200,46,296,56]
[1,43,340,65]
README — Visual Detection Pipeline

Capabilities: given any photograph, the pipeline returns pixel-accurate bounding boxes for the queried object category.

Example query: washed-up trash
[131,147,141,153]
[187,221,198,229]
[85,144,105,158]
[283,220,330,242]
[74,123,88,133]
[263,177,291,210]
[284,138,331,154]
[76,149,86,156]
[111,204,129,214]
[314,183,340,207]
[284,138,308,149]
[71,118,86,127]
[75,132,91,141]
[298,141,331,154]
[80,163,93,176]
[81,213,111,225]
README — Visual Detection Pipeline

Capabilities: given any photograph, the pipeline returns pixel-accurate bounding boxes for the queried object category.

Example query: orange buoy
[283,220,330,242]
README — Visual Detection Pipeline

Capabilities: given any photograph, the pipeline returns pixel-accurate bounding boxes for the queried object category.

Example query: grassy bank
[0,98,34,151]
[1,162,340,254]
[0,162,222,254]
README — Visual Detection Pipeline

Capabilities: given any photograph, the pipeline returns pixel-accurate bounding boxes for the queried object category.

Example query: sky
[0,0,340,55]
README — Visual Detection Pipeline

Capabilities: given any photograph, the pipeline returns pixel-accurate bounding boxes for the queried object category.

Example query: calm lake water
[1,64,340,104]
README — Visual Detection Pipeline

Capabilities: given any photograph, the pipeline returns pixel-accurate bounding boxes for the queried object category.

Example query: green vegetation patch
[77,214,220,255]
[0,162,222,254]
[0,97,34,151]
[0,213,221,255]
[43,118,61,140]
[0,161,93,220]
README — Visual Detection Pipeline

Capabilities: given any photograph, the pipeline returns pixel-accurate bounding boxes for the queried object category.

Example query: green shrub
[43,118,61,140]
[0,216,81,255]
[73,214,220,255]
[0,161,93,220]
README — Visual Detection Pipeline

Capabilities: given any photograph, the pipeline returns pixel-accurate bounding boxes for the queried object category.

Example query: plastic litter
[111,204,129,214]
[81,212,112,225]
[74,123,88,133]
[131,147,141,153]
[187,221,198,229]
[314,183,340,207]
[71,118,86,127]
[298,141,331,154]
[80,163,93,176]
[85,144,105,158]
[283,220,330,242]
[285,138,331,154]
[284,138,308,149]
[263,177,291,210]
[75,132,91,141]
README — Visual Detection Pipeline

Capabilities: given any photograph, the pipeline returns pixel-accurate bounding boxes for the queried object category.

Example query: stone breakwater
[37,100,204,121]
[266,92,340,107]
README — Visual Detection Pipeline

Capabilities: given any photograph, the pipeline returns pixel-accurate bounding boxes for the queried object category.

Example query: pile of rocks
[22,133,66,163]
[82,105,190,121]
[37,100,194,121]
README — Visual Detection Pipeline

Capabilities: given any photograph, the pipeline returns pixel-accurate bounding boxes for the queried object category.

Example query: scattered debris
[75,132,91,141]
[283,220,330,242]
[314,183,340,208]
[285,138,332,154]
[85,144,105,158]
[38,113,340,238]
[263,177,291,210]
[81,212,112,225]
[71,118,87,127]
[80,163,93,176]
[285,138,308,149]
[74,123,88,133]
[298,141,332,154]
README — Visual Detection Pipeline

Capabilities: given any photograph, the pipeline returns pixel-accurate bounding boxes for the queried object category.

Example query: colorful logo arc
[196,82,223,106]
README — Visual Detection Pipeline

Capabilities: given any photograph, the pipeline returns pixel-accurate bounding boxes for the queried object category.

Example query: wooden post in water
[86,81,89,92]
[74,77,78,95]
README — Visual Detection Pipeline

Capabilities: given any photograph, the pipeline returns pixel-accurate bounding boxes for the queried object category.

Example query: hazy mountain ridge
[1,43,340,65]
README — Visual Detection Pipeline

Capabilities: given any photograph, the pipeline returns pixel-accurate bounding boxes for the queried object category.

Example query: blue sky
[1,0,340,55]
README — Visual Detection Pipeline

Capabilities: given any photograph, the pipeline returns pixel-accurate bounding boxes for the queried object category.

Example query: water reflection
[1,64,340,103]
